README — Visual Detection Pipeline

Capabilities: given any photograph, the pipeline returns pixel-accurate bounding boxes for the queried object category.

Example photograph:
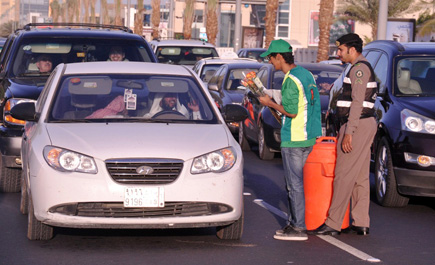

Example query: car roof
[63,62,194,76]
[364,40,435,55]
[198,57,258,65]
[149,39,216,48]
[219,61,264,69]
[237,48,266,52]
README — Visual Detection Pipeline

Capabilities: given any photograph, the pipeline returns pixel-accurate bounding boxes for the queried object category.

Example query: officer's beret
[336,33,362,46]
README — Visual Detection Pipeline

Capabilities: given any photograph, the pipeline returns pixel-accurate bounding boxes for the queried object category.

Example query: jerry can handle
[316,136,337,143]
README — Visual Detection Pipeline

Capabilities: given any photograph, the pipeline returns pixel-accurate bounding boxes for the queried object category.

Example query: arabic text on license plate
[124,187,164,208]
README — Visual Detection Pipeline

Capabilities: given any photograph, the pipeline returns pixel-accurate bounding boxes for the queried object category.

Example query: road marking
[253,199,381,263]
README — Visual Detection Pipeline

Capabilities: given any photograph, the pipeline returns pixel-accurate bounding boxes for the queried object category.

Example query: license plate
[124,187,165,208]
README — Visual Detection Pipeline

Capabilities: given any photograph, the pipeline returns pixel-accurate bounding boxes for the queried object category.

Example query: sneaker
[273,226,308,241]
[275,224,292,235]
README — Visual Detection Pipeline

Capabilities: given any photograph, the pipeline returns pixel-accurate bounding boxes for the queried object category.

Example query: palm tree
[101,0,109,24]
[336,0,418,40]
[317,0,335,62]
[90,0,96,23]
[264,0,279,48]
[416,0,435,37]
[50,0,61,23]
[135,0,145,35]
[115,0,122,26]
[83,0,90,23]
[184,0,196,39]
[0,21,19,37]
[152,0,161,39]
[206,0,219,45]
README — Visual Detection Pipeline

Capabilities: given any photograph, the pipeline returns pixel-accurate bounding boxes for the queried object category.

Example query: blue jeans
[281,146,313,230]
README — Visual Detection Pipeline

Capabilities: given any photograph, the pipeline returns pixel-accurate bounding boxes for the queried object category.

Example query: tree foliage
[206,0,219,45]
[264,0,279,48]
[336,0,419,40]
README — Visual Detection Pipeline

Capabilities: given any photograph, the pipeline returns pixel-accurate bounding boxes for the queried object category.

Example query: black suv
[0,23,157,192]
[329,40,435,207]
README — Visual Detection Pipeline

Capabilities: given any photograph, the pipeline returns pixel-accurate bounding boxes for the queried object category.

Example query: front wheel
[374,137,409,207]
[28,198,54,240]
[258,122,274,160]
[216,210,244,240]
[238,122,250,151]
[0,158,21,193]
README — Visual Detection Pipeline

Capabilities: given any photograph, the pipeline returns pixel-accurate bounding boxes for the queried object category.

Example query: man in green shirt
[259,39,322,240]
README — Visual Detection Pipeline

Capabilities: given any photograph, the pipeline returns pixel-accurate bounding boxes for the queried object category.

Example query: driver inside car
[144,92,201,120]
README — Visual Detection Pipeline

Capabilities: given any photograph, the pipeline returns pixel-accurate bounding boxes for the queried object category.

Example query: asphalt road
[0,150,434,265]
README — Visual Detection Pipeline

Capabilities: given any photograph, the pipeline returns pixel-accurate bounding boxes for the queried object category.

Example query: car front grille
[49,202,232,217]
[105,158,183,184]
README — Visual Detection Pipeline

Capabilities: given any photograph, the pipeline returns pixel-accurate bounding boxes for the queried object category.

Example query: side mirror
[10,102,37,122]
[208,83,220,92]
[222,104,248,123]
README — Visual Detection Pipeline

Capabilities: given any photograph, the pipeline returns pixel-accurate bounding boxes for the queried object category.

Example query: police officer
[310,33,377,236]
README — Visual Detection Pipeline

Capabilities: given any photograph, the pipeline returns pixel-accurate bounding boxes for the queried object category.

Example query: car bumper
[0,126,23,168]
[394,167,435,197]
[29,158,244,229]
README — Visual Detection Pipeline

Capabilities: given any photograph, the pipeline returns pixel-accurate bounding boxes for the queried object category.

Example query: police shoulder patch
[356,70,363,78]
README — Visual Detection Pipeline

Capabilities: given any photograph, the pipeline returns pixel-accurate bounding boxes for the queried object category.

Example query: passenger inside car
[397,67,422,94]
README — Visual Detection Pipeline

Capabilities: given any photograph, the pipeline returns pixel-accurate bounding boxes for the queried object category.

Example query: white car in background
[149,39,219,67]
[12,61,247,240]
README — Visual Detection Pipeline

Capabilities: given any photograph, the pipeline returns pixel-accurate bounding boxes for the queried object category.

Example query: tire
[216,209,244,240]
[27,198,53,240]
[258,122,274,160]
[0,158,21,193]
[374,137,409,207]
[20,171,29,215]
[238,122,250,151]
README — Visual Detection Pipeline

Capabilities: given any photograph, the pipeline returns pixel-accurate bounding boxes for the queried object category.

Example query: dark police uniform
[325,53,377,231]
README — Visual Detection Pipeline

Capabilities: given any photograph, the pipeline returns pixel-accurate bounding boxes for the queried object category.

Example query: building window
[276,0,290,38]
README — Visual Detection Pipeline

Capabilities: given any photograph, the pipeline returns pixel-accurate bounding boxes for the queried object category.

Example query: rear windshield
[48,74,218,123]
[156,46,218,65]
[395,57,435,96]
[11,38,154,77]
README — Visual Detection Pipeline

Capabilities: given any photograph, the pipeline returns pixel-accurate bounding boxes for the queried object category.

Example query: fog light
[404,152,434,167]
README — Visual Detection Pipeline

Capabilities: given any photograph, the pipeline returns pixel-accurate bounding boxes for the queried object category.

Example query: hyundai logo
[136,165,154,175]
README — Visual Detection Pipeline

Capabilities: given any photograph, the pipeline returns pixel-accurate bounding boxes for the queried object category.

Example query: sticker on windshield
[124,89,132,102]
[83,82,97,88]
[161,82,174,87]
[126,94,137,110]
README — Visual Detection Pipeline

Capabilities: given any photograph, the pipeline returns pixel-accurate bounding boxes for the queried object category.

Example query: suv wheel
[238,121,250,151]
[258,122,274,160]
[0,159,21,192]
[374,137,409,207]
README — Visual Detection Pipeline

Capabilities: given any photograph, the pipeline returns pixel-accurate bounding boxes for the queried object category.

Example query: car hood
[6,77,47,99]
[45,123,231,161]
[395,96,435,118]
[225,90,245,104]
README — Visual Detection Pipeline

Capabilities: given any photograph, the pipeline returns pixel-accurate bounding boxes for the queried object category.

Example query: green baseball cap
[260,39,293,57]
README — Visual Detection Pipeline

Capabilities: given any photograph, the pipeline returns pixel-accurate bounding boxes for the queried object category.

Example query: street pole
[234,0,241,51]
[377,0,388,40]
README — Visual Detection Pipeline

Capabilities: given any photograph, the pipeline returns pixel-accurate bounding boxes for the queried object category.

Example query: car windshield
[11,38,153,77]
[395,57,435,96]
[156,46,219,65]
[48,74,217,123]
[311,70,342,95]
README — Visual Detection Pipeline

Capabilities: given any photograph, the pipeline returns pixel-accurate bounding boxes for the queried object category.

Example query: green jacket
[280,65,322,147]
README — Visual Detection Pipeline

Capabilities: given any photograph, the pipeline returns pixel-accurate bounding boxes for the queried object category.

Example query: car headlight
[401,109,435,135]
[4,98,36,125]
[43,146,98,174]
[191,147,236,174]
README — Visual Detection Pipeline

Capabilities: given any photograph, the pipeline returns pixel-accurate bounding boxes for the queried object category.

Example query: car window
[225,68,258,90]
[395,57,435,96]
[272,71,285,90]
[373,53,388,94]
[36,68,58,113]
[200,64,223,82]
[216,67,227,88]
[156,46,218,65]
[10,39,154,77]
[48,74,217,122]
[257,68,269,87]
[208,67,223,85]
[311,70,342,95]
[365,51,381,68]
